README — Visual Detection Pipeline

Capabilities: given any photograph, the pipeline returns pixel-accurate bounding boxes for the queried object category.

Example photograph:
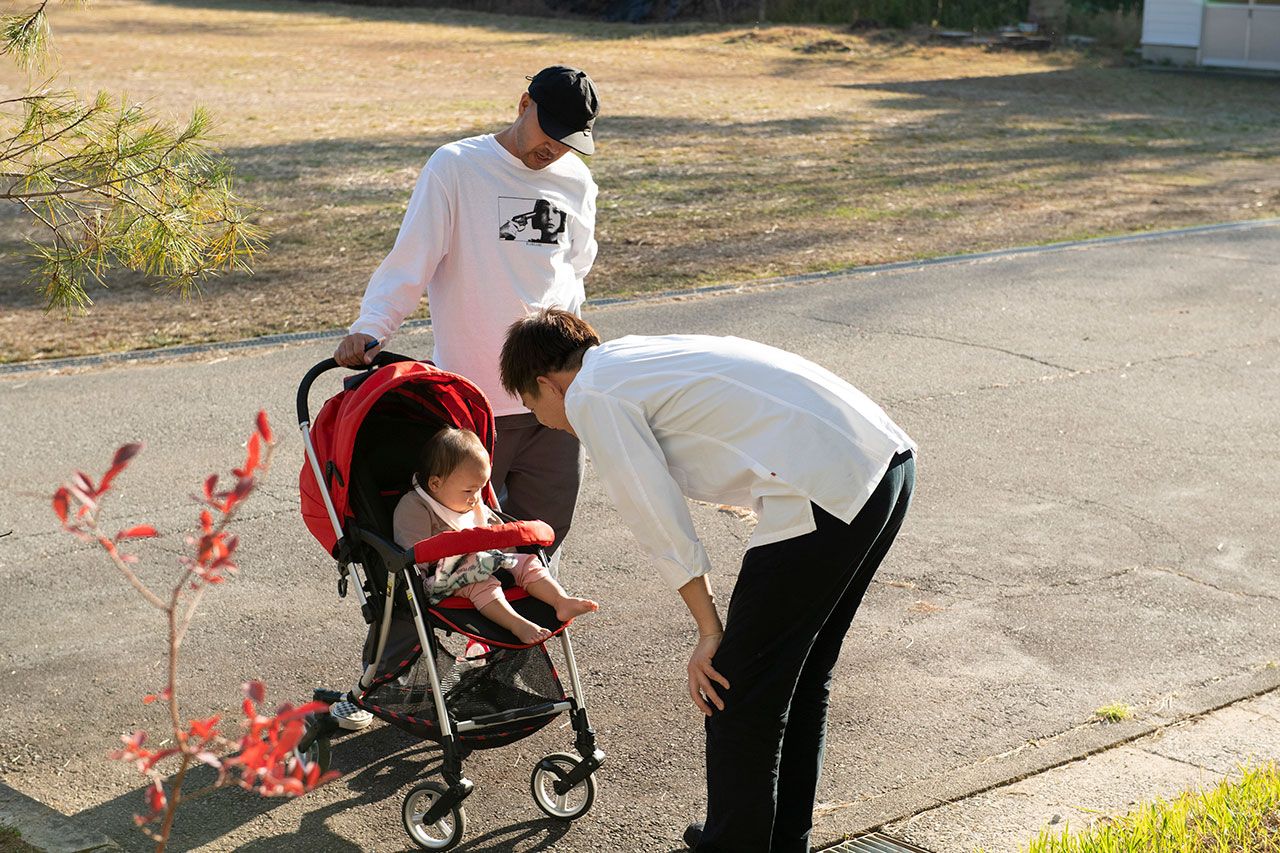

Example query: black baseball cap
[526,66,599,156]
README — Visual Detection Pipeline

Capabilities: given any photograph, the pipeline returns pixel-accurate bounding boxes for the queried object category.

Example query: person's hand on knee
[688,633,729,716]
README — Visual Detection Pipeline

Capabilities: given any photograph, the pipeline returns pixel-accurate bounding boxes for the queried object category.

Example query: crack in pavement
[885,337,1280,407]
[1147,564,1280,605]
[1168,250,1279,267]
[789,312,1077,372]
[1134,746,1219,774]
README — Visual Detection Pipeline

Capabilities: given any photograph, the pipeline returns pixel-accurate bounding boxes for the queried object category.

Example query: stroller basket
[362,636,568,749]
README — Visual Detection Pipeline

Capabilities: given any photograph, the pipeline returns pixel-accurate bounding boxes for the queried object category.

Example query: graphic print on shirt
[498,196,567,246]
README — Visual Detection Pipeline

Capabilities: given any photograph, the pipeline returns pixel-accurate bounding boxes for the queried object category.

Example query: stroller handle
[296,350,415,426]
[411,520,555,565]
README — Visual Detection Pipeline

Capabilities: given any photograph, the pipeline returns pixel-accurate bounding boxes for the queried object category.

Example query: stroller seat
[431,586,571,650]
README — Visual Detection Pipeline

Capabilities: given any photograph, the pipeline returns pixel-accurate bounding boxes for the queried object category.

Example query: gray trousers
[489,413,584,559]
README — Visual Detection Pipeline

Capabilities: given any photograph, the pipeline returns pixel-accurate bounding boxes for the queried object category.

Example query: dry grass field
[2,0,1278,362]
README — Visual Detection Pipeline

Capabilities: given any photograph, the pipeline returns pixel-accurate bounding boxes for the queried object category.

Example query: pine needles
[0,3,266,314]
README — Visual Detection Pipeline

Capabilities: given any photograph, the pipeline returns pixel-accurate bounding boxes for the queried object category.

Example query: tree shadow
[140,0,739,38]
[826,68,1280,185]
[72,722,577,851]
[73,725,428,851]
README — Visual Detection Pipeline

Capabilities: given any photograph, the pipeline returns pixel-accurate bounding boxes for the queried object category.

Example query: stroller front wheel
[530,752,597,821]
[402,781,466,850]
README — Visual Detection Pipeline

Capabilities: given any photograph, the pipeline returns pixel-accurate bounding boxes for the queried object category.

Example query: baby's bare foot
[514,621,553,645]
[555,597,599,623]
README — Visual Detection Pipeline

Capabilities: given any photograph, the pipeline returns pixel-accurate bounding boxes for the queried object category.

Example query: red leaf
[195,750,222,769]
[111,443,143,469]
[200,510,213,533]
[120,730,147,750]
[66,482,97,511]
[242,680,267,703]
[52,488,70,524]
[232,477,254,501]
[256,410,274,444]
[115,525,159,542]
[188,715,220,741]
[145,778,166,814]
[233,434,261,479]
[142,748,177,771]
[203,474,218,501]
[99,443,143,494]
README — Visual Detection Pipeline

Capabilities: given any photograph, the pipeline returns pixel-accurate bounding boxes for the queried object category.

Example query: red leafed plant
[52,411,336,851]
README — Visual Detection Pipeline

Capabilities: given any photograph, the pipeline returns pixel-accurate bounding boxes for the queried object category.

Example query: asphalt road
[2,222,1278,852]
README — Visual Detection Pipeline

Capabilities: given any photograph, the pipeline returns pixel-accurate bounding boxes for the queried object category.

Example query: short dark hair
[500,309,601,398]
[416,426,488,486]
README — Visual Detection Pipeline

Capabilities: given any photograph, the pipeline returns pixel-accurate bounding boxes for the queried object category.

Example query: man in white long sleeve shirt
[335,65,597,548]
[500,310,917,853]
[328,67,599,732]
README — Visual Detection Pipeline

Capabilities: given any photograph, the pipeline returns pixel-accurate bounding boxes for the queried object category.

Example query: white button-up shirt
[564,335,916,591]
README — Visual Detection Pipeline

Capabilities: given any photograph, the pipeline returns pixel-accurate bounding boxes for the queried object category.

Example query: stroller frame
[295,353,604,850]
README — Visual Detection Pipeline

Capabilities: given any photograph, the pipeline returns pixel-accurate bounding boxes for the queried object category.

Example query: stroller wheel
[303,734,331,775]
[296,716,333,775]
[402,781,466,850]
[530,752,596,821]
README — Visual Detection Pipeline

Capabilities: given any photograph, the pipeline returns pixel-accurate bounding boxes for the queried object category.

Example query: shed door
[1249,0,1280,66]
[1202,0,1280,69]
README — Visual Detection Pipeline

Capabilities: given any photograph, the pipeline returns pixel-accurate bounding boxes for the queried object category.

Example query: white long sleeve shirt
[564,335,916,591]
[350,134,598,416]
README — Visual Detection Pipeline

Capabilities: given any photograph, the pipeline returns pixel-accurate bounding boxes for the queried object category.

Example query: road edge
[4,217,1278,378]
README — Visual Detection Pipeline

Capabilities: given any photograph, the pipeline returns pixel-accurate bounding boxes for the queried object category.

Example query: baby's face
[428,458,490,514]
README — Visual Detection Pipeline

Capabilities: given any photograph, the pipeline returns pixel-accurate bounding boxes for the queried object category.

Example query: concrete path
[882,686,1280,851]
[1,222,1277,852]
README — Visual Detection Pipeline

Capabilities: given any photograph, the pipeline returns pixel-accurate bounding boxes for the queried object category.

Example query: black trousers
[698,451,916,853]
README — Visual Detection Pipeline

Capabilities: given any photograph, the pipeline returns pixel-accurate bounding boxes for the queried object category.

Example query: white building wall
[1141,0,1204,47]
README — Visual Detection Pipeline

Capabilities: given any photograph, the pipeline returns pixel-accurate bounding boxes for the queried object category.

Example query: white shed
[1142,0,1280,70]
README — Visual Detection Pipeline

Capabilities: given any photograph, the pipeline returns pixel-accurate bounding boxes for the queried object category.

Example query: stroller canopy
[300,360,497,557]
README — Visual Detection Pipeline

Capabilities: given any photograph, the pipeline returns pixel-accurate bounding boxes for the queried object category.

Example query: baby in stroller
[395,425,598,644]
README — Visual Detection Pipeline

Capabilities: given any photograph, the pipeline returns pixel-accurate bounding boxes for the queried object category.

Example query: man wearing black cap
[329,67,599,731]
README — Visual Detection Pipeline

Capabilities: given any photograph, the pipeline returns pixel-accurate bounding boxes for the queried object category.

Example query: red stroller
[295,352,604,850]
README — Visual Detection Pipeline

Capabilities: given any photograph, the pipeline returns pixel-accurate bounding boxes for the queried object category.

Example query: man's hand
[334,333,381,367]
[688,632,730,717]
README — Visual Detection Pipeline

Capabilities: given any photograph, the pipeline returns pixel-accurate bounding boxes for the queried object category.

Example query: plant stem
[153,751,191,853]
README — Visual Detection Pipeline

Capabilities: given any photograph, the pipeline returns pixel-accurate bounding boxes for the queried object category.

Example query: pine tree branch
[0,102,104,164]
[17,195,62,235]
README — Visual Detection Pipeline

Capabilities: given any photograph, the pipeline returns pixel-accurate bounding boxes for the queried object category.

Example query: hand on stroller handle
[296,351,416,426]
[409,519,554,564]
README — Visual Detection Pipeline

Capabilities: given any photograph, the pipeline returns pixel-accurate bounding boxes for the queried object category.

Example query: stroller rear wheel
[296,714,334,775]
[402,781,467,850]
[530,752,596,821]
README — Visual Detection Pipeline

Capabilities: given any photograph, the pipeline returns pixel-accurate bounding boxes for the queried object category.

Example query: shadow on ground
[71,724,574,851]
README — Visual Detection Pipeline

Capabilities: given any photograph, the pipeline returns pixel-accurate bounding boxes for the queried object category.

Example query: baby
[393,425,598,644]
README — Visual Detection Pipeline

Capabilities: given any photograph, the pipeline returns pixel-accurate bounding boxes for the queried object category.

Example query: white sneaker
[330,695,373,731]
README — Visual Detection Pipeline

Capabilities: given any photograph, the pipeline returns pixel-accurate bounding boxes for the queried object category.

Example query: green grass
[1029,763,1280,852]
[1094,702,1135,723]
